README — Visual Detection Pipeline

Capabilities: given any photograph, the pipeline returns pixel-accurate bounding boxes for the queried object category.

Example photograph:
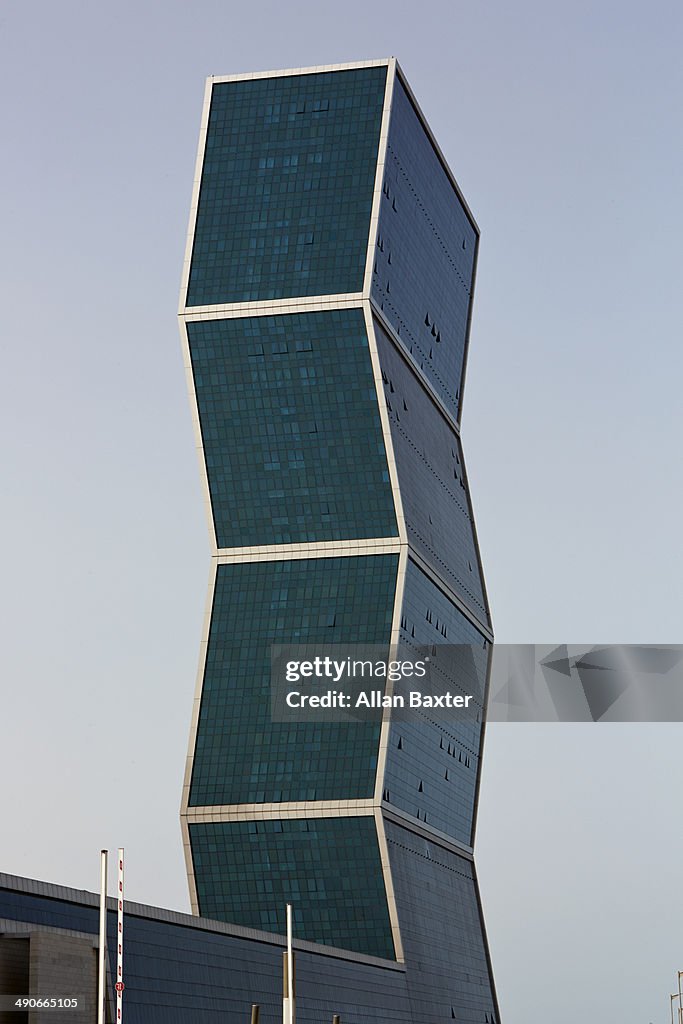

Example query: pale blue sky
[1,2,681,1021]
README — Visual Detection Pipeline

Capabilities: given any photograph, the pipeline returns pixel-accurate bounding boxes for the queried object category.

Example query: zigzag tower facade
[179,59,500,1023]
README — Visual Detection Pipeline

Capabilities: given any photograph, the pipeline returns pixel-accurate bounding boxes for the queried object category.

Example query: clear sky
[1,1,681,1021]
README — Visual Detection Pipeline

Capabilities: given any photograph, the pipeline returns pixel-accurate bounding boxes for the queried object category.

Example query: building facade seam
[179,293,366,319]
[209,59,392,86]
[214,538,401,563]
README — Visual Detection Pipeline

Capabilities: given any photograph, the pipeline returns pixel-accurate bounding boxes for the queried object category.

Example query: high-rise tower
[179,59,500,1023]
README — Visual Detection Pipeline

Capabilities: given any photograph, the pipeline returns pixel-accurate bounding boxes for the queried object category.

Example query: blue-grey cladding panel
[189,556,397,807]
[371,77,477,416]
[383,559,489,846]
[384,821,499,1024]
[190,817,395,960]
[187,66,387,305]
[373,318,488,626]
[188,310,397,548]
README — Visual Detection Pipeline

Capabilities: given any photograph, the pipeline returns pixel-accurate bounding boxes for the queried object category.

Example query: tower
[179,59,500,1023]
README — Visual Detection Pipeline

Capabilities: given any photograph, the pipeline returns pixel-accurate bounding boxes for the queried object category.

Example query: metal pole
[282,905,295,1024]
[251,1006,260,1024]
[678,973,683,1024]
[333,1016,341,1024]
[116,849,124,1023]
[286,904,294,1024]
[97,850,108,1024]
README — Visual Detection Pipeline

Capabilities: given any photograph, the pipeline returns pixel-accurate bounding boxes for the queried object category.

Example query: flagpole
[97,851,108,1024]
[116,849,124,1023]
[287,904,293,1024]
[282,904,294,1024]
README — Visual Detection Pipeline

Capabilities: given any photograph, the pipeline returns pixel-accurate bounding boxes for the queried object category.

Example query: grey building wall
[29,932,98,1024]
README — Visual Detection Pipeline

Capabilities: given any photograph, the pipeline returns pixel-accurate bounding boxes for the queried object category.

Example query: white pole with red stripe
[116,848,124,1021]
